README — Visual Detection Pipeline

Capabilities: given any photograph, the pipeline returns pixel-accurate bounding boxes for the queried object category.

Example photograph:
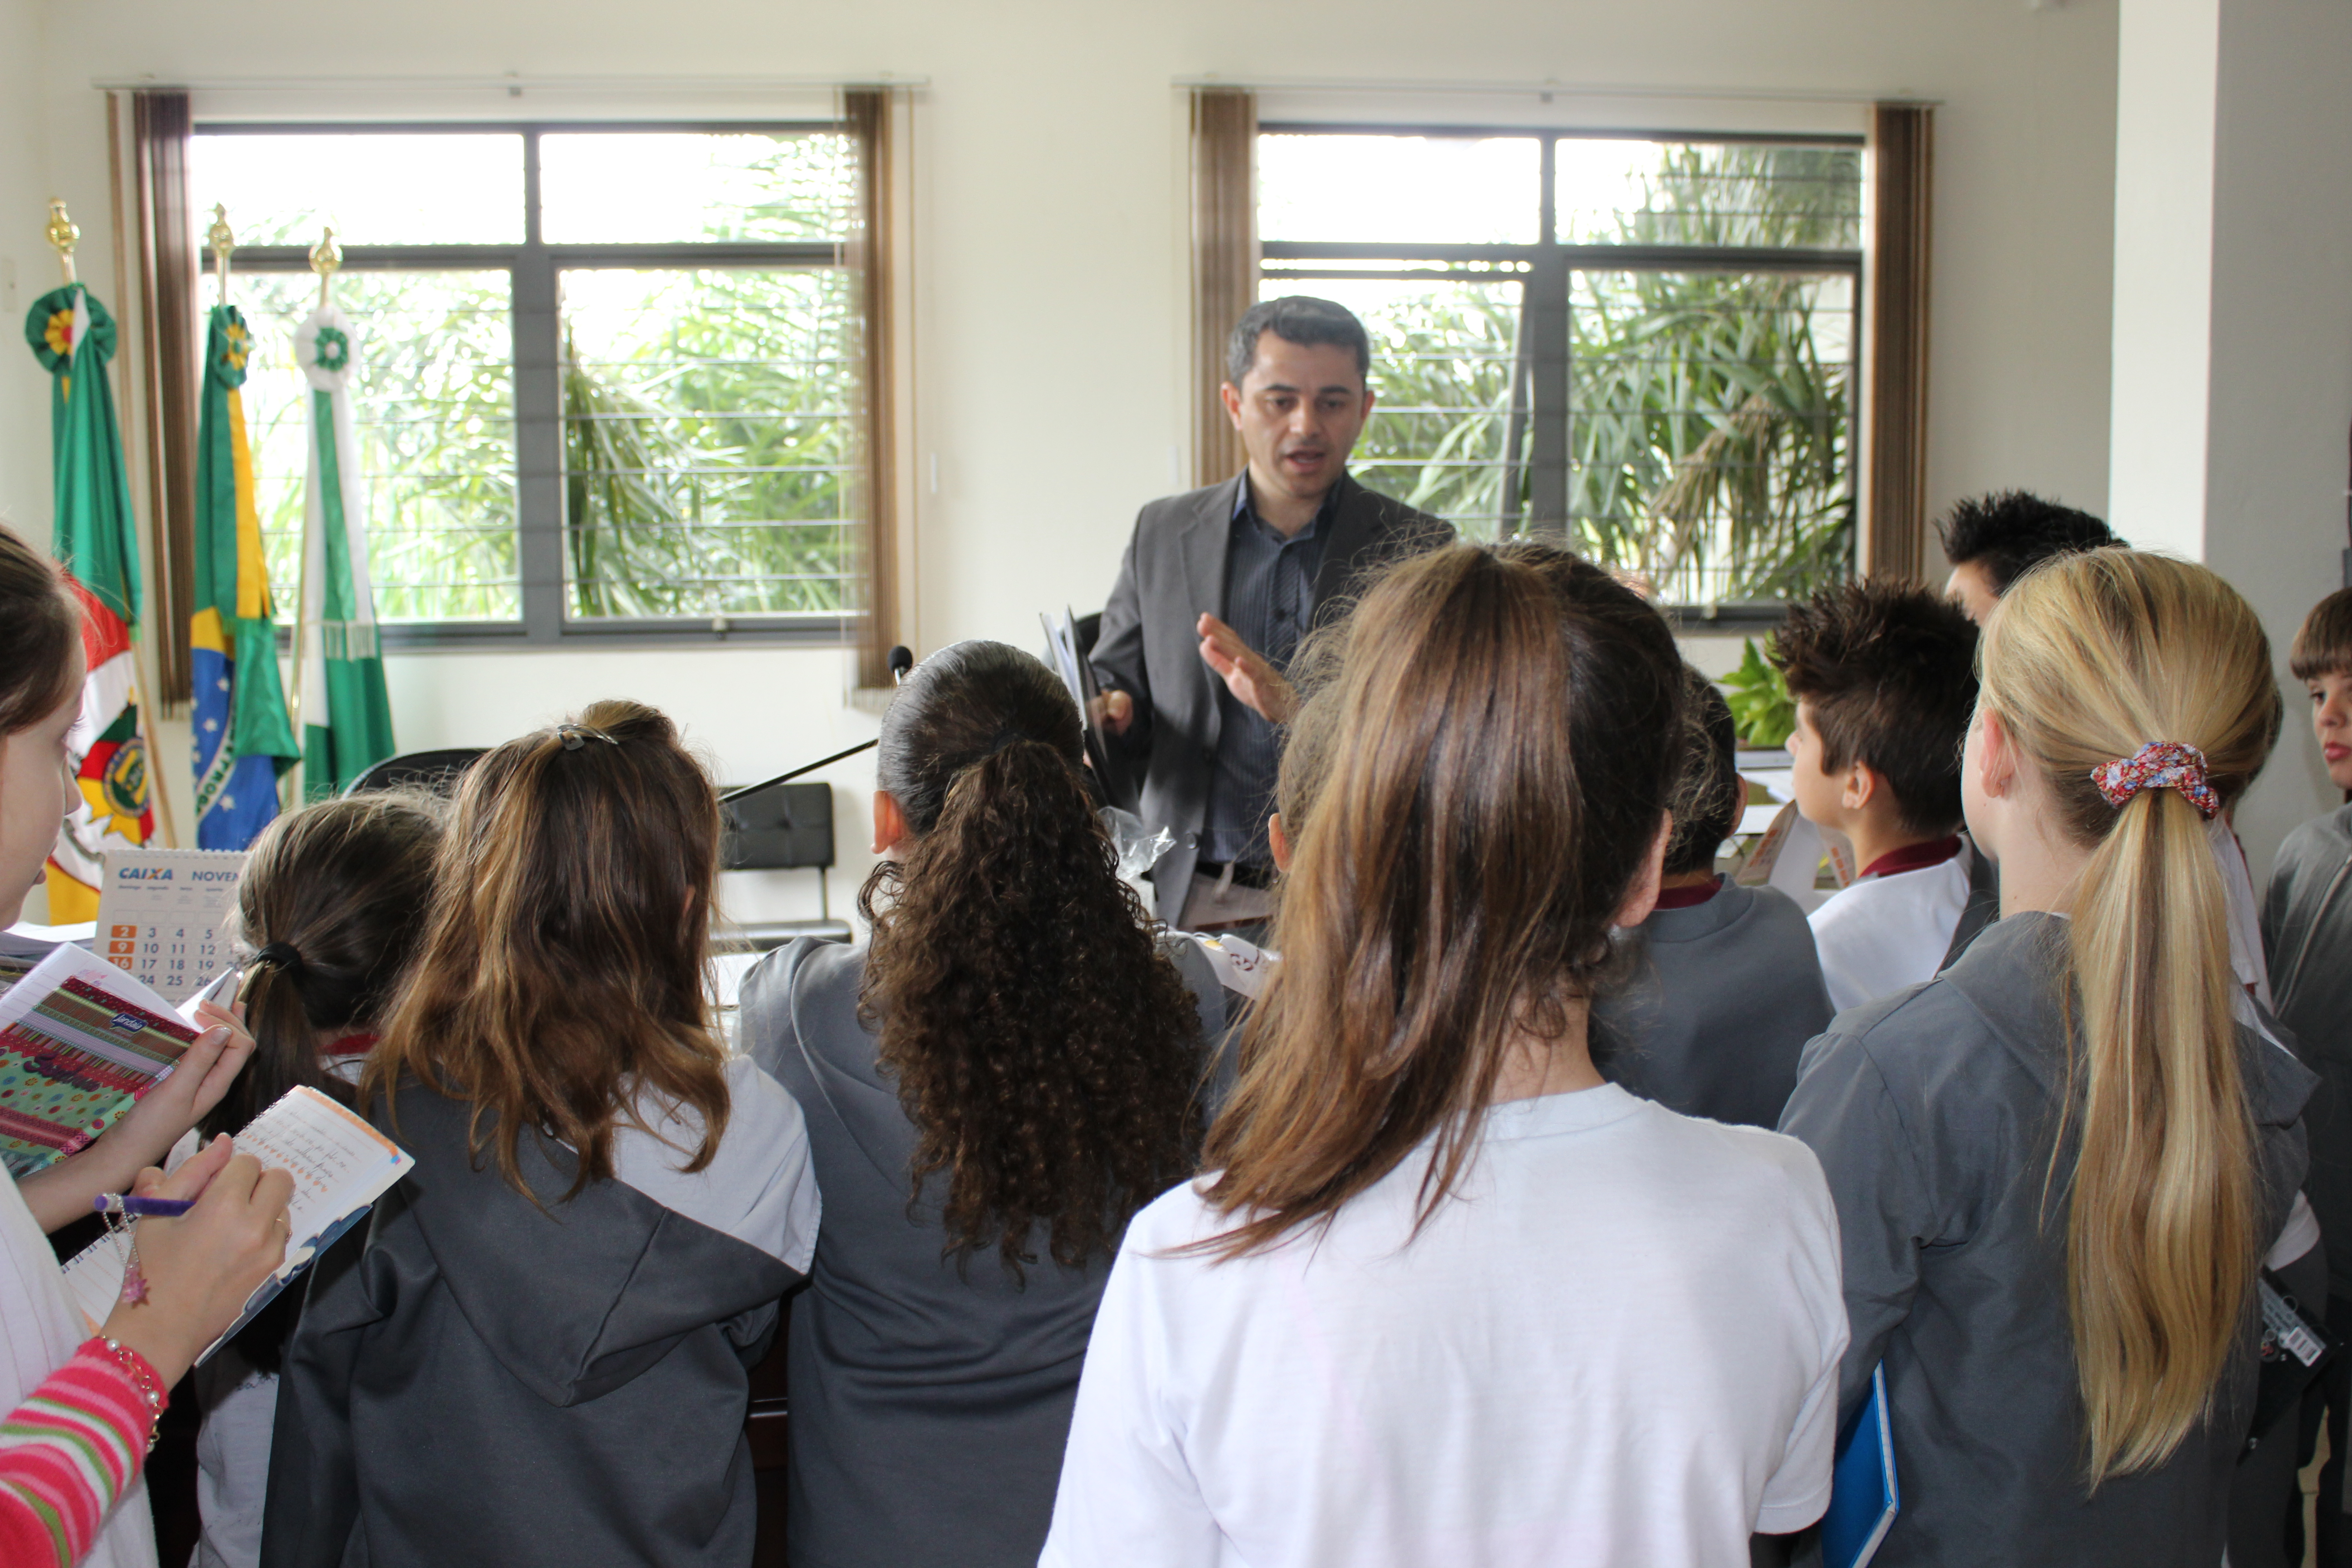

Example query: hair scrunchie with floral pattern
[2090,740,2220,819]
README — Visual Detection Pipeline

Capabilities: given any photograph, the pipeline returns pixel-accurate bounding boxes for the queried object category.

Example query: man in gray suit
[1090,296,1451,930]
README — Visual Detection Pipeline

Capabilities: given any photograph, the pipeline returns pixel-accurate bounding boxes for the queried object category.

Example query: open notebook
[60,1085,414,1362]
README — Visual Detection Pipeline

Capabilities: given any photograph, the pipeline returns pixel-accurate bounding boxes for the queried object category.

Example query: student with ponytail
[265,701,820,1568]
[186,791,442,1568]
[1780,549,2313,1566]
[1042,544,1847,1566]
[737,641,1222,1568]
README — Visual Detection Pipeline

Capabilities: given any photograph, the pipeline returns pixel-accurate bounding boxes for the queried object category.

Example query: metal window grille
[1259,127,1864,622]
[190,122,866,648]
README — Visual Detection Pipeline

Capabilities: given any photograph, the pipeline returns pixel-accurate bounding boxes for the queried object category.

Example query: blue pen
[92,1195,194,1219]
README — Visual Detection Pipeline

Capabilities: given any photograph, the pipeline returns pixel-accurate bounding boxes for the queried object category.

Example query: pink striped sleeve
[0,1338,165,1568]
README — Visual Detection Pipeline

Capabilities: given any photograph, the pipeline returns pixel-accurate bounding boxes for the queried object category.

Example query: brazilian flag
[191,304,298,849]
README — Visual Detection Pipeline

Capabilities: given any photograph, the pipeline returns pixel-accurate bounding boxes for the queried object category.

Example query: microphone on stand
[717,646,917,804]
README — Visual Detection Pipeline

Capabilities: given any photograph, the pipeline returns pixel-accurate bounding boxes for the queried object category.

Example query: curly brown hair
[859,640,1207,1276]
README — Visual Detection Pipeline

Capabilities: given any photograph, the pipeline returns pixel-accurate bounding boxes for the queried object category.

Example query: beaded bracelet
[93,1337,168,1452]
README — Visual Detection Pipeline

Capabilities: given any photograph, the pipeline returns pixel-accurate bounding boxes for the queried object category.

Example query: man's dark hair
[2291,587,2352,682]
[1664,666,1742,877]
[1935,490,2118,595]
[1227,296,1372,388]
[1772,582,1980,838]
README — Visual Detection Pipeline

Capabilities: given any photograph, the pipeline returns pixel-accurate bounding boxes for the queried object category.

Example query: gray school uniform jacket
[1592,880,1832,1128]
[737,934,1221,1568]
[260,1083,804,1568]
[1779,912,2315,1568]
[2264,802,2352,1300]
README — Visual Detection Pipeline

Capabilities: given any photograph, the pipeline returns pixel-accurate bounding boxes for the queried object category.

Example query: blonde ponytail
[1979,551,2282,1482]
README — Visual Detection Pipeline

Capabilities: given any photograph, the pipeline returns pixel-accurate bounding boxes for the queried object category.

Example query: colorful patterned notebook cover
[0,946,195,1178]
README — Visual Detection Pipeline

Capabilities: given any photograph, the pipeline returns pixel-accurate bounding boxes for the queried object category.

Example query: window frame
[1257,122,1865,627]
[198,118,862,649]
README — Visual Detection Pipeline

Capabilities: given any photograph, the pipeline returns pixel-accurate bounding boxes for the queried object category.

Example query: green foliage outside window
[1309,142,1861,607]
[562,266,858,620]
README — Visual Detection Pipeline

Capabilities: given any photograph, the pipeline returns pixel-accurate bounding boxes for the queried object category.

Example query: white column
[2110,0,2352,870]
[2107,0,2220,560]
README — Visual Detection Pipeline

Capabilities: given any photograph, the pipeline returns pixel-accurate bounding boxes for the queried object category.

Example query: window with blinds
[189,123,867,642]
[1259,129,1862,614]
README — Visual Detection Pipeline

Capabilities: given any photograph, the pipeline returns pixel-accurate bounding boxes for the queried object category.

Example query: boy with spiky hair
[1936,490,2117,623]
[1772,581,1984,1014]
[1594,667,1833,1128]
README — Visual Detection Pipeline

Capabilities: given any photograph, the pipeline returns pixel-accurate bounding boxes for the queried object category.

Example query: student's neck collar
[1859,836,1962,881]
[1651,872,1724,910]
[1839,816,1931,882]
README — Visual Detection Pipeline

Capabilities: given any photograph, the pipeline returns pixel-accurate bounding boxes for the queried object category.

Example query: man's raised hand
[1197,613,1298,725]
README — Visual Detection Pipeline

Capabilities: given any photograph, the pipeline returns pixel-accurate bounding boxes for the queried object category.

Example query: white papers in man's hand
[1040,607,1113,779]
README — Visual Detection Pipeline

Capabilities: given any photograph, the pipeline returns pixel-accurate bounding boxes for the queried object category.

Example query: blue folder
[1822,1364,1898,1568]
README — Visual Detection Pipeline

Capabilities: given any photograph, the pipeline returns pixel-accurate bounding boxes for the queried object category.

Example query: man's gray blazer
[1088,470,1451,925]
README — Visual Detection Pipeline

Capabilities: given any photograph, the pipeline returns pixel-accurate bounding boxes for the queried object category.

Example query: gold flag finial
[207,203,235,304]
[309,226,342,306]
[46,199,78,284]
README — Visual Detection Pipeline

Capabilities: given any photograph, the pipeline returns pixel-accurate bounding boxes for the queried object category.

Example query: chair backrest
[722,782,835,870]
[344,748,488,798]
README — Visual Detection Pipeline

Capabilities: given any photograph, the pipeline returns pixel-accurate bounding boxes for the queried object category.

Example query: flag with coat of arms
[293,304,394,796]
[23,282,154,925]
[191,303,299,849]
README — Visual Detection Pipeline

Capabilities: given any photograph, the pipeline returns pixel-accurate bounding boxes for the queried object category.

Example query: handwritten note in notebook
[60,1085,415,1359]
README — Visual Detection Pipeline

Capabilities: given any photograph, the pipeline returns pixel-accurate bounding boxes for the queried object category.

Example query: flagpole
[48,201,181,852]
[284,228,340,810]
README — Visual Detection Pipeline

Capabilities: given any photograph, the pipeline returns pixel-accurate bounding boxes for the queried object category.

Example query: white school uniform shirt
[1807,839,1973,1014]
[1039,1082,1848,1568]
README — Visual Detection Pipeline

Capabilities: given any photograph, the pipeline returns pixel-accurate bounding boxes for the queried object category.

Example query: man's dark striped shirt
[1199,480,1329,868]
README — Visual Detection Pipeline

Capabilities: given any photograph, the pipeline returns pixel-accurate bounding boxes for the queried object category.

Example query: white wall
[0,0,51,548]
[11,0,2125,900]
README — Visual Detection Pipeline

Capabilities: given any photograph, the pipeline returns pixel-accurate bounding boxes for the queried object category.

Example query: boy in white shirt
[1773,582,1982,1014]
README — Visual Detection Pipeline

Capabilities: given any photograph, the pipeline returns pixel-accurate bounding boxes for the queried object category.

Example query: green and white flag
[294,305,394,798]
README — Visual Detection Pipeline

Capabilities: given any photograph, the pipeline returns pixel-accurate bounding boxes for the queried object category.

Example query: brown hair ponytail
[1979,549,2283,1480]
[860,640,1205,1275]
[367,700,730,1199]
[1199,542,1683,1258]
[201,791,445,1142]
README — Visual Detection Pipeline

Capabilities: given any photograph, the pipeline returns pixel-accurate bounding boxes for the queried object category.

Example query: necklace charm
[95,1194,149,1307]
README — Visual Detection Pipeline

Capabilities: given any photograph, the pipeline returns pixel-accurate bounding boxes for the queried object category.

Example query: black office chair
[343,748,488,797]
[721,782,835,873]
[714,780,851,942]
